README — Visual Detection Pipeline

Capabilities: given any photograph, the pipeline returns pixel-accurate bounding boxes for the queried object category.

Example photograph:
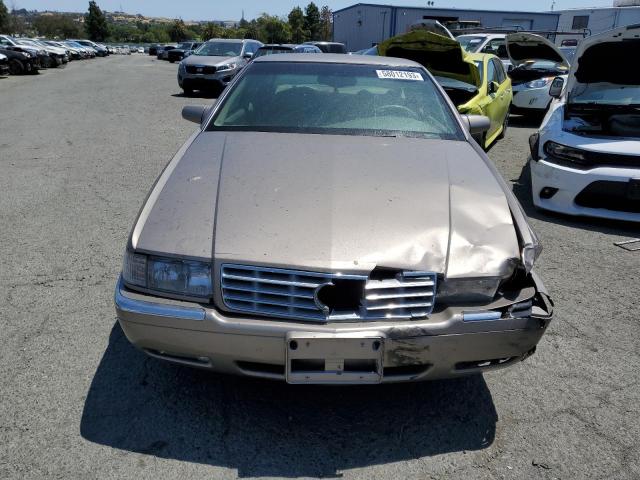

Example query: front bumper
[531,158,640,222]
[114,273,553,383]
[512,84,551,112]
[178,69,238,90]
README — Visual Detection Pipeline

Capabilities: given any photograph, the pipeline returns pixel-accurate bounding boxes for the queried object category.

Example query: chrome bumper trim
[114,276,205,321]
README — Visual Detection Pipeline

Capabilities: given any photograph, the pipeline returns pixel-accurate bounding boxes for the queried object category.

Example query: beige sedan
[115,54,553,384]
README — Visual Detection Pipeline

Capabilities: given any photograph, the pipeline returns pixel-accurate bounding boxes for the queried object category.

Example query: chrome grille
[220,264,437,323]
[363,272,436,319]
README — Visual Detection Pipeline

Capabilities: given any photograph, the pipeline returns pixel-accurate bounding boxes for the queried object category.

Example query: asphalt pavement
[1,55,639,479]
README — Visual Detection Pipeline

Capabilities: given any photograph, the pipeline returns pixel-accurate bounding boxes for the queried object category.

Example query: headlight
[122,251,212,299]
[216,63,237,71]
[543,141,588,167]
[525,77,553,89]
[437,277,502,304]
[521,243,542,274]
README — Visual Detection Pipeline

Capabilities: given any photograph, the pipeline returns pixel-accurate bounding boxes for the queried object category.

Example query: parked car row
[0,35,107,75]
[169,39,347,95]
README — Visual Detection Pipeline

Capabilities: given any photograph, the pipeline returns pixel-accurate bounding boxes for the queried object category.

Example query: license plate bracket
[285,333,384,384]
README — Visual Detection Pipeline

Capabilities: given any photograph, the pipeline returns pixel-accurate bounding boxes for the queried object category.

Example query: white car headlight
[437,277,502,304]
[217,63,237,71]
[525,77,554,89]
[123,251,212,299]
[543,141,589,167]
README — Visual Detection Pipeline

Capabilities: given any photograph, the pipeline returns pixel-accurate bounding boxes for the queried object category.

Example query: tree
[168,18,187,42]
[201,22,223,41]
[304,2,321,41]
[85,1,109,41]
[34,14,84,39]
[288,6,306,43]
[258,14,291,44]
[319,6,332,41]
[0,0,8,32]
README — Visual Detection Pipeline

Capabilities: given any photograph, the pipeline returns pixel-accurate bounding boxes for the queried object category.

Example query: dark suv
[168,42,202,63]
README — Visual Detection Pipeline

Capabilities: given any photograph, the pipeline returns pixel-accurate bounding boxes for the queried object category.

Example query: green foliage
[255,13,291,44]
[320,6,332,41]
[304,2,321,41]
[201,22,223,41]
[85,1,109,41]
[168,18,187,42]
[288,6,306,44]
[0,0,8,32]
[34,14,84,39]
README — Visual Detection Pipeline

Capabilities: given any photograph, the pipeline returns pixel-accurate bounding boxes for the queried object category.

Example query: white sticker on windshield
[376,70,424,81]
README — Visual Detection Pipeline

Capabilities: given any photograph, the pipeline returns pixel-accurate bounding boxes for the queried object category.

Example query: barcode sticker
[376,70,423,81]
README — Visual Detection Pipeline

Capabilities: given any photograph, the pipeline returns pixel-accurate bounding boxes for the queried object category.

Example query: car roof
[253,53,423,68]
[206,38,255,43]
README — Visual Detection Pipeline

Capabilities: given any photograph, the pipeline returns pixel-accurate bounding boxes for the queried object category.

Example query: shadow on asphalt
[81,324,497,477]
[512,161,639,236]
[172,91,220,100]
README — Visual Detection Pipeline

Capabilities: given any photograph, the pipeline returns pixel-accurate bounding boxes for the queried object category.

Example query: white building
[555,2,640,44]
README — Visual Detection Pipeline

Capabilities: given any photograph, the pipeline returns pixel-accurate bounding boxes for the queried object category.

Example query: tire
[183,87,194,96]
[170,60,175,63]
[8,58,24,75]
[498,107,510,139]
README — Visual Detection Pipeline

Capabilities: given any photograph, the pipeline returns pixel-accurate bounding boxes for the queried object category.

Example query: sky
[9,0,616,21]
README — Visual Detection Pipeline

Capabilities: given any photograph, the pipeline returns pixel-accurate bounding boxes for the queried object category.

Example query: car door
[483,58,501,137]
[492,58,511,125]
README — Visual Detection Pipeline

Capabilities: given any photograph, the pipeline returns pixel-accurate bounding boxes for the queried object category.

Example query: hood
[566,24,640,100]
[182,54,237,66]
[377,30,481,87]
[133,132,520,279]
[506,33,569,68]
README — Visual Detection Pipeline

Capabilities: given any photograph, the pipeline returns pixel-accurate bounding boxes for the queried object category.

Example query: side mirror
[243,52,253,59]
[182,105,207,124]
[549,76,565,98]
[462,114,491,135]
[488,81,499,94]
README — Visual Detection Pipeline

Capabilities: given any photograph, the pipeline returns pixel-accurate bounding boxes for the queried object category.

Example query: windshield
[473,60,484,83]
[211,62,461,139]
[177,42,193,49]
[457,36,485,53]
[194,41,242,57]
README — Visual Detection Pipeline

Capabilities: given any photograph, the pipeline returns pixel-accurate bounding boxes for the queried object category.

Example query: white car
[529,24,640,222]
[506,33,570,116]
[457,33,512,72]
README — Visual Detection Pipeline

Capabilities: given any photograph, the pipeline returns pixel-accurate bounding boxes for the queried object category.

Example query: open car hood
[378,30,481,88]
[506,33,569,69]
[566,24,640,100]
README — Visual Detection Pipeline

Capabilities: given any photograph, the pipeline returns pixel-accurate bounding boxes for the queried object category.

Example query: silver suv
[178,38,262,95]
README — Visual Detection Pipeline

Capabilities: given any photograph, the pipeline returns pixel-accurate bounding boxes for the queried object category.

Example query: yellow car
[377,31,512,148]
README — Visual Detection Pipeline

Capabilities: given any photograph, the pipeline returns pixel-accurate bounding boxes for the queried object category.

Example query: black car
[167,41,202,63]
[148,44,160,56]
[0,48,38,74]
[0,52,8,76]
[157,44,178,60]
[303,41,347,53]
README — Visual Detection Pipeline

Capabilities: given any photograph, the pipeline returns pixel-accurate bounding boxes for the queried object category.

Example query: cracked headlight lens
[123,251,212,299]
